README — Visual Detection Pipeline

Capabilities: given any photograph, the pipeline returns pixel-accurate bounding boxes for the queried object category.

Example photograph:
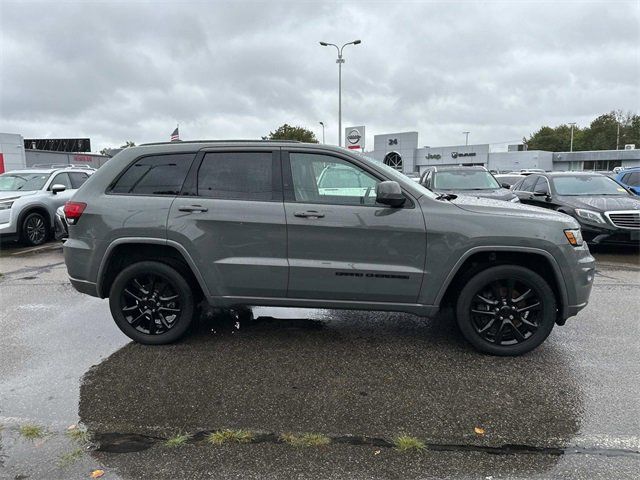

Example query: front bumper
[581,223,640,245]
[557,243,596,323]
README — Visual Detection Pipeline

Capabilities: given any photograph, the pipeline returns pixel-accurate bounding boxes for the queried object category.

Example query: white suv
[0,165,94,246]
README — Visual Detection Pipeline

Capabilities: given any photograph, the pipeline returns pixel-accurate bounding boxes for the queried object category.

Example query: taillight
[64,201,87,225]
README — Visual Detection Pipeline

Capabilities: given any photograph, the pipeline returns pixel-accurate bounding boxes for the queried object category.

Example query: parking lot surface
[0,241,639,479]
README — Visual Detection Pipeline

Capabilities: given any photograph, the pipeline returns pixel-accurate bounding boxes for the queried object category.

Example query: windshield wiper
[436,193,457,201]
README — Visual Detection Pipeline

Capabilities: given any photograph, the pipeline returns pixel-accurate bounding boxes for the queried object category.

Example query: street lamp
[462,131,470,146]
[319,39,362,146]
[569,122,576,152]
[319,121,326,144]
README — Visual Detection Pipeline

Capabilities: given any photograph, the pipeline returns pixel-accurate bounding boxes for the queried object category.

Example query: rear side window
[68,172,89,189]
[626,172,640,186]
[111,154,194,195]
[197,152,277,201]
[49,172,72,189]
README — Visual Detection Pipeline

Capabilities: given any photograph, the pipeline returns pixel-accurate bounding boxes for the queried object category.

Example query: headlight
[574,208,605,224]
[564,228,584,246]
[509,196,520,203]
[0,201,15,210]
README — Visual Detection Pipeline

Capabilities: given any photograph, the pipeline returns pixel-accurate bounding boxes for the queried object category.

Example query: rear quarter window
[110,154,195,195]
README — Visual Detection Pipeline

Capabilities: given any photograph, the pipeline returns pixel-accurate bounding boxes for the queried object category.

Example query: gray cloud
[1,0,638,151]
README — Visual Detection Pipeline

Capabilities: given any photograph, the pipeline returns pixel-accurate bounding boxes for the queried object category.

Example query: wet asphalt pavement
[0,241,639,479]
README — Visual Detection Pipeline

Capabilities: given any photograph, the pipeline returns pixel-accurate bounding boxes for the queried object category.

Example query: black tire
[109,261,195,345]
[455,265,556,356]
[21,212,50,246]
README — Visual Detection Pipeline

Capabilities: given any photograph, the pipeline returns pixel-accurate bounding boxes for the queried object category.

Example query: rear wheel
[21,212,49,246]
[455,265,556,356]
[109,261,195,344]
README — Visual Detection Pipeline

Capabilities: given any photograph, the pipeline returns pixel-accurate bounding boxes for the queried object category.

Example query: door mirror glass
[51,184,66,194]
[501,183,511,189]
[376,181,406,207]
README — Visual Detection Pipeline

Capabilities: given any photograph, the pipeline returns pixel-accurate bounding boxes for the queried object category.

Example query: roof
[140,139,304,146]
[428,165,488,172]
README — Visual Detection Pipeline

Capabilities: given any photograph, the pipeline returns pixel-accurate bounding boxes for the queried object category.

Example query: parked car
[64,140,595,356]
[420,166,519,202]
[0,166,94,246]
[511,172,640,245]
[495,173,526,188]
[615,166,640,195]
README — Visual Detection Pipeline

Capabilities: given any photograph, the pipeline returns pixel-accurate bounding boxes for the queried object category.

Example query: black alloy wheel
[22,212,49,246]
[455,265,556,356]
[109,261,195,344]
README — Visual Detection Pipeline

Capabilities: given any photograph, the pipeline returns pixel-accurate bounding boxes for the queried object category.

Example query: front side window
[289,153,379,205]
[49,172,72,189]
[533,177,550,194]
[197,151,275,201]
[626,172,640,186]
[111,154,194,195]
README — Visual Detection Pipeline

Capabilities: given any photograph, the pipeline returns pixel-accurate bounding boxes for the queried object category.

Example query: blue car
[616,167,640,195]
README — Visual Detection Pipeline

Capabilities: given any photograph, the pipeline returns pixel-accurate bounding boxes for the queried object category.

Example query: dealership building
[368,131,640,175]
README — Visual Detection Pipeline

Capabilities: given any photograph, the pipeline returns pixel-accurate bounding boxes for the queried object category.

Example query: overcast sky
[1,0,638,152]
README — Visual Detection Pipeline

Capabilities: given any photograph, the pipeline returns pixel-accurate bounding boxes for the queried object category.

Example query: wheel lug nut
[509,315,514,320]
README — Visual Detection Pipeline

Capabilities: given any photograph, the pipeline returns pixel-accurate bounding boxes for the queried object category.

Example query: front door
[283,150,427,304]
[168,149,288,299]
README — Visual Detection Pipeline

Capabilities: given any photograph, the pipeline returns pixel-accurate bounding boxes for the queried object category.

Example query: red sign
[0,153,4,174]
[73,154,93,163]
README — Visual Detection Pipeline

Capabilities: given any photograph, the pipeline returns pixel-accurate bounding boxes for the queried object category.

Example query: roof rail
[140,139,303,146]
[30,163,96,169]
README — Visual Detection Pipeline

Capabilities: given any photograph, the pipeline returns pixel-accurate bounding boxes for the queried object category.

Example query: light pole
[569,122,576,152]
[319,39,362,146]
[462,131,470,146]
[319,121,326,144]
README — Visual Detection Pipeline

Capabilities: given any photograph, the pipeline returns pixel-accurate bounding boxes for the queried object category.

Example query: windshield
[553,175,629,196]
[0,173,50,191]
[434,170,500,190]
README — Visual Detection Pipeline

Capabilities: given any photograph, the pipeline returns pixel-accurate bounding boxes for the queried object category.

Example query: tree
[99,141,136,156]
[265,124,318,143]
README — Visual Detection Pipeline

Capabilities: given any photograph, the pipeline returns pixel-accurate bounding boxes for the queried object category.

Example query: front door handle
[294,211,325,219]
[178,205,208,213]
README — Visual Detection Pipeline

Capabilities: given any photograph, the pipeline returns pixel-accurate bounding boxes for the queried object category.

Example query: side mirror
[501,183,511,189]
[376,181,406,207]
[51,184,67,194]
[532,190,548,197]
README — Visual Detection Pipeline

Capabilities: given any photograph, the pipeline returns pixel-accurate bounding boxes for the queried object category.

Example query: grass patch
[19,424,46,440]
[66,426,89,444]
[280,432,331,447]
[58,448,84,467]
[164,433,191,447]
[393,435,425,452]
[207,429,254,445]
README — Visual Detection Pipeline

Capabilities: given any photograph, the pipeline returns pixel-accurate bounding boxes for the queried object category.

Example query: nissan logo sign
[347,129,362,144]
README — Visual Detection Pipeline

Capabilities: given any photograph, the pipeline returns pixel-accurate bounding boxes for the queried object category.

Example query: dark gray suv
[64,141,595,355]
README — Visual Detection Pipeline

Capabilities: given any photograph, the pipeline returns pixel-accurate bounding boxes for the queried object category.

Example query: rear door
[283,149,427,304]
[167,148,287,299]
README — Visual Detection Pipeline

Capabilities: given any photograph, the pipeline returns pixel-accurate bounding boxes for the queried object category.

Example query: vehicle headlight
[564,228,584,246]
[509,196,520,203]
[0,200,15,210]
[574,208,605,224]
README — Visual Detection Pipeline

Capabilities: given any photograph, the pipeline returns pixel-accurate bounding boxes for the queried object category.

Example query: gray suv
[64,141,595,355]
[0,165,94,245]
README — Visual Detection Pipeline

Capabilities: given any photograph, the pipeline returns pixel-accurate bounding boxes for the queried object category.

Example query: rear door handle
[178,205,208,213]
[294,211,325,218]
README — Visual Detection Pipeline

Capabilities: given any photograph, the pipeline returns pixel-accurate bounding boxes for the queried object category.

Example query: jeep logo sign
[344,125,365,150]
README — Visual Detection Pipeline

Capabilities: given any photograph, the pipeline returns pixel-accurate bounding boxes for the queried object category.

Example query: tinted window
[111,154,194,195]
[69,172,89,189]
[533,177,550,194]
[289,153,378,205]
[518,175,539,192]
[553,175,629,195]
[197,151,276,201]
[50,172,72,189]
[626,172,640,186]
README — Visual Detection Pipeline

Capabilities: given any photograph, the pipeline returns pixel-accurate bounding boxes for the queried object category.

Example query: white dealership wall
[0,133,27,172]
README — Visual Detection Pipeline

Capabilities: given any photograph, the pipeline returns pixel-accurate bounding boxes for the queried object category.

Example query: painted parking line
[10,244,59,256]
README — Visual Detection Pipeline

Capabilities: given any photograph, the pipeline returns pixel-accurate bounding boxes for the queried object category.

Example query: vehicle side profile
[0,165,94,246]
[64,141,595,356]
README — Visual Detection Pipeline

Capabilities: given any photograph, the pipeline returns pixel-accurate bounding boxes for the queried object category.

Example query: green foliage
[393,435,426,451]
[165,433,190,447]
[265,124,318,143]
[524,110,639,152]
[19,424,45,439]
[207,429,254,445]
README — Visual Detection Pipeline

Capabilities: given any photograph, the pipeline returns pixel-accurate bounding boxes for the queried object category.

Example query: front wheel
[109,261,195,344]
[455,265,556,356]
[21,212,49,246]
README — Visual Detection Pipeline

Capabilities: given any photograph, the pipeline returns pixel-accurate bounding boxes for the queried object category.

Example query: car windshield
[553,175,629,196]
[434,170,500,190]
[0,172,50,191]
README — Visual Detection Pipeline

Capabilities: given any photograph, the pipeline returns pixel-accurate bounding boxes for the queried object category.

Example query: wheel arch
[97,238,209,299]
[436,246,569,324]
[17,205,53,239]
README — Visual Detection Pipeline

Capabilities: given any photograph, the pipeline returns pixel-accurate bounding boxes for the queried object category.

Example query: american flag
[170,126,180,142]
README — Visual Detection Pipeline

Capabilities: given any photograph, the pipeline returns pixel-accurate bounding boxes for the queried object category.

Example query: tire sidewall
[455,265,556,356]
[109,261,195,345]
[21,212,49,246]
